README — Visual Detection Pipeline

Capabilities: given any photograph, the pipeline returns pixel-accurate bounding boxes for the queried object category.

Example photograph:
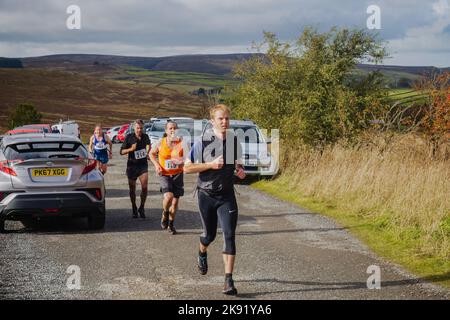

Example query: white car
[52,121,80,139]
[147,117,200,147]
[106,126,121,143]
[194,119,279,177]
[230,120,279,177]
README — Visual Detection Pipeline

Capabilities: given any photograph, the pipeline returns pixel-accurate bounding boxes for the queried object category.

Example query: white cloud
[387,0,450,66]
[0,41,254,58]
[432,0,450,16]
[0,0,448,66]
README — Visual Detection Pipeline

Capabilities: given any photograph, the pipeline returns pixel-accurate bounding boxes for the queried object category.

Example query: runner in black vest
[120,119,151,219]
[184,104,246,295]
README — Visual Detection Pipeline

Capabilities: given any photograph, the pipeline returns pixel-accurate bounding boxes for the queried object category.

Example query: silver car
[201,119,279,177]
[230,120,279,177]
[0,134,106,232]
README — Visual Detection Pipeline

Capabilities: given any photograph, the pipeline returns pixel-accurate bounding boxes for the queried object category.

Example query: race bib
[134,149,147,160]
[165,159,179,170]
[95,142,106,149]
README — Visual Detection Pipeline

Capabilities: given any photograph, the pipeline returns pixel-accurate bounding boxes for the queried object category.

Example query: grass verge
[253,168,449,289]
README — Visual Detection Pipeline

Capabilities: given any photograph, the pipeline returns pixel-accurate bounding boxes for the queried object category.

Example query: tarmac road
[0,144,449,300]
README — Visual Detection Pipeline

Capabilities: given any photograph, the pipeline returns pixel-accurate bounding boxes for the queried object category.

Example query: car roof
[230,120,256,127]
[57,120,77,124]
[7,128,43,133]
[21,124,51,128]
[1,133,81,146]
[153,117,194,121]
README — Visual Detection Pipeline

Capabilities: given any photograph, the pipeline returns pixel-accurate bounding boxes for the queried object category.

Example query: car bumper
[243,164,279,176]
[0,192,105,221]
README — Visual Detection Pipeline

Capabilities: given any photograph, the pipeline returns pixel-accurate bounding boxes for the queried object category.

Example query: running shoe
[161,211,169,229]
[168,221,177,235]
[223,277,238,295]
[138,206,146,219]
[132,205,138,219]
[197,252,208,275]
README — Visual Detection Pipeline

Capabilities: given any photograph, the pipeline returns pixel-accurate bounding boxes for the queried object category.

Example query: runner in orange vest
[149,120,185,234]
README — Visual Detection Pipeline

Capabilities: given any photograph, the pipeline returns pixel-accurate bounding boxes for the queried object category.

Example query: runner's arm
[235,138,245,179]
[88,136,94,153]
[106,135,113,156]
[183,140,214,173]
[120,137,136,155]
[183,159,215,173]
[149,141,161,169]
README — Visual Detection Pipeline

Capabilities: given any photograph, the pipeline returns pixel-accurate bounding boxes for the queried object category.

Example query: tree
[0,57,23,68]
[228,27,389,147]
[8,103,42,129]
[414,72,450,159]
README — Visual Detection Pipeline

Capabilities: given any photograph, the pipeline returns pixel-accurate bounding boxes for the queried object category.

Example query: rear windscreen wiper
[48,154,79,159]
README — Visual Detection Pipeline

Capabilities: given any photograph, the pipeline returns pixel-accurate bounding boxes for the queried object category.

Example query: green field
[110,66,238,94]
[387,88,429,105]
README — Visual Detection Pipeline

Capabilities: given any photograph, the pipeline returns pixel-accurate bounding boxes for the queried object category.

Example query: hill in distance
[0,68,205,137]
[20,53,449,76]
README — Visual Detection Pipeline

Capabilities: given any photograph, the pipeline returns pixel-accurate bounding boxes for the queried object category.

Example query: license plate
[32,168,68,177]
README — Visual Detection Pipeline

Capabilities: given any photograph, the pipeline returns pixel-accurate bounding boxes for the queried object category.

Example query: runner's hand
[155,164,163,176]
[172,157,184,166]
[210,156,224,170]
[129,143,137,152]
[236,166,246,180]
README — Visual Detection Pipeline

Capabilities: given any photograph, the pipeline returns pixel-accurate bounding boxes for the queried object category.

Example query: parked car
[125,121,153,140]
[231,120,278,176]
[7,127,44,135]
[0,133,106,232]
[147,117,203,147]
[51,121,81,139]
[201,119,279,177]
[116,124,130,143]
[106,126,121,143]
[19,124,52,133]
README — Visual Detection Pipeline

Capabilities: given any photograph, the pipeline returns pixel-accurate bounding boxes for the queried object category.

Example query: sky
[0,0,449,67]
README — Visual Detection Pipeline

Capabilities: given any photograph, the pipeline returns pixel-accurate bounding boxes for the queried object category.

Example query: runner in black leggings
[184,104,245,295]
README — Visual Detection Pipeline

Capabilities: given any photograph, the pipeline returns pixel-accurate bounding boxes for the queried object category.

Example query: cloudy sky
[0,0,449,66]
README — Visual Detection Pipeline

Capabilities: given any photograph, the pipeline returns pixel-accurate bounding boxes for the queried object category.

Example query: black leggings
[198,189,238,255]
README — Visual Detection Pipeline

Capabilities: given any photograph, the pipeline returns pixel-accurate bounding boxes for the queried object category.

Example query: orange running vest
[158,137,184,175]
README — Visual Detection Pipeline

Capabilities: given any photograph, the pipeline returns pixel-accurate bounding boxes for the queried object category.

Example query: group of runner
[89,104,245,295]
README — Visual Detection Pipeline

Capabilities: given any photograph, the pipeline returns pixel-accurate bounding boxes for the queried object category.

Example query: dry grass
[0,68,204,135]
[279,133,450,260]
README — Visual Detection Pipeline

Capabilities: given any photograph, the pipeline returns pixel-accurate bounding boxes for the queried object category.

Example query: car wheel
[88,213,105,230]
[0,219,6,233]
[21,218,39,230]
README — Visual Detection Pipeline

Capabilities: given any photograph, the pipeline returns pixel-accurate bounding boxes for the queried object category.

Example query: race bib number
[95,142,106,149]
[165,159,178,170]
[134,149,147,160]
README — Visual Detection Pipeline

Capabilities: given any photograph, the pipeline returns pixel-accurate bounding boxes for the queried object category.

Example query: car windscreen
[3,142,89,160]
[24,126,49,133]
[150,122,166,133]
[231,125,262,144]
